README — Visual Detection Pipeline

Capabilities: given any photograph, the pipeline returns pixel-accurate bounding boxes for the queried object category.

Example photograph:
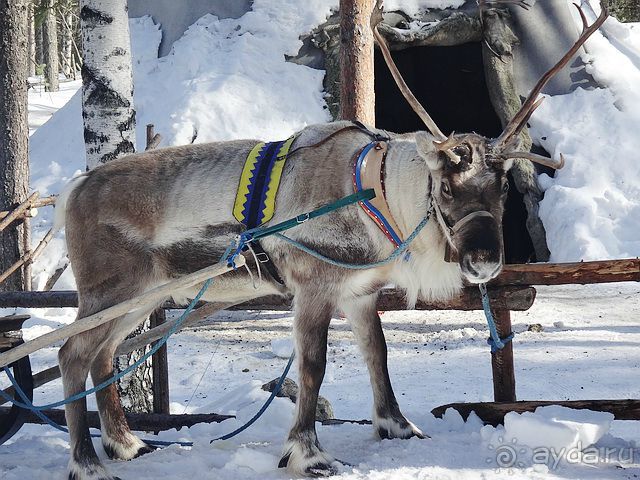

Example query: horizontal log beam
[493,259,639,286]
[0,407,233,431]
[431,399,640,426]
[0,286,535,311]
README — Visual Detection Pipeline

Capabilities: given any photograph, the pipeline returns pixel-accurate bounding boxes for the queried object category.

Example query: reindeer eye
[441,182,452,198]
[502,182,510,194]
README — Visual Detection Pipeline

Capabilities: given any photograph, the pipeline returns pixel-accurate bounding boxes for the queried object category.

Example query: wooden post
[339,0,376,125]
[150,309,170,415]
[491,309,516,402]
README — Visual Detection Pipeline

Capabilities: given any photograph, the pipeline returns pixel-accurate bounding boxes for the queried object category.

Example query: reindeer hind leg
[90,304,161,462]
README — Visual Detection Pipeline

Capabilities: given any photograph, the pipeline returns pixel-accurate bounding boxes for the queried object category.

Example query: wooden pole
[491,309,516,402]
[145,124,162,151]
[494,258,640,286]
[0,285,537,311]
[150,309,170,415]
[0,257,245,369]
[339,0,376,125]
[0,407,233,432]
[432,399,640,426]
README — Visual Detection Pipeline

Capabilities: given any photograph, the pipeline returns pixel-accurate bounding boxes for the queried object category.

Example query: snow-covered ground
[1,0,639,479]
[2,283,639,479]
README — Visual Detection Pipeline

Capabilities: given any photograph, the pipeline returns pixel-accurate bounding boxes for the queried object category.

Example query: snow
[384,0,465,15]
[2,284,640,479]
[2,1,640,479]
[271,337,295,359]
[528,1,640,262]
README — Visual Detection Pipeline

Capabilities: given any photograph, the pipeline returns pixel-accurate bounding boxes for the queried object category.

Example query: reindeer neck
[383,136,433,241]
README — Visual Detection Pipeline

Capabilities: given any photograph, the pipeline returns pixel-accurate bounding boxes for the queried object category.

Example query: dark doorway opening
[374,43,536,263]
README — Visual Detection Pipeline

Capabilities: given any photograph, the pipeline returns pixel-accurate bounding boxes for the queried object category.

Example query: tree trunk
[339,0,376,126]
[60,3,74,78]
[79,0,148,412]
[42,0,59,92]
[27,2,35,77]
[35,14,43,69]
[611,0,640,22]
[80,0,135,169]
[0,0,30,293]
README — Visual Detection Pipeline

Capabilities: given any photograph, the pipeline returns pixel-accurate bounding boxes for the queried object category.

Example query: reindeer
[55,2,607,478]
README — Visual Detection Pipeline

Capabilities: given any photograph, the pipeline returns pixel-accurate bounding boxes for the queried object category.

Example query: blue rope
[211,352,295,442]
[479,282,514,353]
[0,275,217,411]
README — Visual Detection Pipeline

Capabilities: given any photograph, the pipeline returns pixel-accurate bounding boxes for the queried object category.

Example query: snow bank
[384,0,465,15]
[503,406,613,451]
[528,2,640,261]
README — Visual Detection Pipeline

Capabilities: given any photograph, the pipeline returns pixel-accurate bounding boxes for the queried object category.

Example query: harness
[233,137,295,285]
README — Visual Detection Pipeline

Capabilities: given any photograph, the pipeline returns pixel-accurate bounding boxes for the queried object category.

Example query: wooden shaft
[118,302,233,355]
[432,399,640,426]
[491,309,516,402]
[0,406,233,431]
[0,257,244,369]
[0,192,38,232]
[22,216,31,291]
[150,309,170,415]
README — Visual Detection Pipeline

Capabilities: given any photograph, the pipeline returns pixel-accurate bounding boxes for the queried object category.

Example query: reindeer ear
[415,132,443,171]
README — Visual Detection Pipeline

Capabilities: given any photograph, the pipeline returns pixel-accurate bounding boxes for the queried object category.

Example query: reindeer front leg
[279,289,337,477]
[341,294,425,440]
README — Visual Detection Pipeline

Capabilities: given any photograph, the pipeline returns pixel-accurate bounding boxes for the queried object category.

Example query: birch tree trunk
[339,0,376,125]
[79,0,150,412]
[0,0,30,292]
[80,0,135,169]
[42,0,59,92]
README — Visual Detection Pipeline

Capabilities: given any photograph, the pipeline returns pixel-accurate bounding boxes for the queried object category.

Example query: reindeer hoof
[375,414,428,440]
[133,442,157,459]
[306,462,338,477]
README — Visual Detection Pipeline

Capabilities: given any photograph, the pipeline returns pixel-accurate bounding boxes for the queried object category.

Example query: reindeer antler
[371,1,448,142]
[493,0,609,153]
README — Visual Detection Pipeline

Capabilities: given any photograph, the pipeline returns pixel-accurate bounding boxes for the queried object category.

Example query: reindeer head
[373,0,608,283]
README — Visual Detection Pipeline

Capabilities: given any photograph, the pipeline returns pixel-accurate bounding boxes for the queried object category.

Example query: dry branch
[0,192,38,232]
[0,228,54,286]
[0,195,55,221]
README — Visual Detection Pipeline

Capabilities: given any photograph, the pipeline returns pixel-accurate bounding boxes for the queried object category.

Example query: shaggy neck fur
[383,133,463,306]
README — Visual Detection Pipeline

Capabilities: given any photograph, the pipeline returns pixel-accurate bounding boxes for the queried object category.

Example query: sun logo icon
[486,436,528,473]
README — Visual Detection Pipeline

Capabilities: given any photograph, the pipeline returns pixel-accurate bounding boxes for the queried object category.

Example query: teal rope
[273,214,430,270]
[479,282,514,352]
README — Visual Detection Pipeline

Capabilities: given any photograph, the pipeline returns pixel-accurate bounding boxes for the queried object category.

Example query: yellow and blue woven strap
[233,136,295,228]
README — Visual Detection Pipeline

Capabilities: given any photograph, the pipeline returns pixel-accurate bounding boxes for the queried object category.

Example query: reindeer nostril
[462,255,479,277]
